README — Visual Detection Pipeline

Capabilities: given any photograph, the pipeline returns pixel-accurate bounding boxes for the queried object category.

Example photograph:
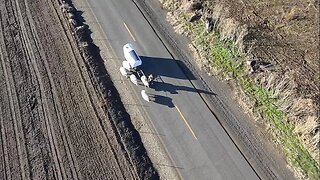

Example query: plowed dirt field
[0,0,156,179]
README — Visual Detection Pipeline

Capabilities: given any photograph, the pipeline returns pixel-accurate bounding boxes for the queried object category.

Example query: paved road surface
[78,0,260,179]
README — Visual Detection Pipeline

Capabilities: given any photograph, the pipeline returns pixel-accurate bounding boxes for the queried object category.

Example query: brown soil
[0,0,157,179]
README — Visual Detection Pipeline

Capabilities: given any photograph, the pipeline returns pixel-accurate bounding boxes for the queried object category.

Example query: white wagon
[123,43,142,70]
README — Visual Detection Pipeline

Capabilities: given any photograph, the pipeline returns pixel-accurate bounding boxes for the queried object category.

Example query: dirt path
[0,0,155,179]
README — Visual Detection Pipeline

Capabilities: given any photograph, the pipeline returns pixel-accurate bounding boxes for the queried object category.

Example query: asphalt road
[80,0,260,179]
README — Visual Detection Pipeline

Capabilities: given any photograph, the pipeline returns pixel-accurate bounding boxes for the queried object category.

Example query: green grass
[180,16,320,179]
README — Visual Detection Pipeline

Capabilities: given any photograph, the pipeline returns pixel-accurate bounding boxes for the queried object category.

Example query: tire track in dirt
[18,0,82,179]
[0,20,13,180]
[1,0,154,178]
[2,0,83,179]
[23,0,138,178]
[13,0,73,178]
[0,1,31,179]
[0,112,9,180]
[2,0,67,179]
[15,0,131,178]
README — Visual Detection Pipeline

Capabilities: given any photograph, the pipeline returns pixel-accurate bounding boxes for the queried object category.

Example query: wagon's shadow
[140,56,216,96]
[140,56,195,80]
[151,81,215,95]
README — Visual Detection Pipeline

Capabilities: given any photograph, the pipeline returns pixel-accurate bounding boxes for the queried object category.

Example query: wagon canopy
[123,43,142,68]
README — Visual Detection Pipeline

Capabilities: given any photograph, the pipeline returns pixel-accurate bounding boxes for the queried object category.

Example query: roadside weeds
[161,0,320,179]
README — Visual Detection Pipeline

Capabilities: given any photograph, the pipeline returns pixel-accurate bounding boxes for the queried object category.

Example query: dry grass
[161,0,320,179]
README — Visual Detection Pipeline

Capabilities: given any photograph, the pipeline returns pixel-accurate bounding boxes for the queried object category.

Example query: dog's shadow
[149,94,174,108]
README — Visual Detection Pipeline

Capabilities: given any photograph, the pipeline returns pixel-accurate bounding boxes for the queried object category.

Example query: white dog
[130,74,138,85]
[141,90,150,102]
[141,75,149,87]
[119,67,128,77]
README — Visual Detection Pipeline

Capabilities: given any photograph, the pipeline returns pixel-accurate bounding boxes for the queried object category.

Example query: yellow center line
[123,22,136,42]
[175,105,197,140]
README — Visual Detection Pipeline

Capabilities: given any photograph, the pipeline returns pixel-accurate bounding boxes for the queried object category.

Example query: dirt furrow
[0,2,31,179]
[13,0,73,179]
[23,0,138,178]
[19,0,83,179]
[0,0,158,178]
[0,20,12,180]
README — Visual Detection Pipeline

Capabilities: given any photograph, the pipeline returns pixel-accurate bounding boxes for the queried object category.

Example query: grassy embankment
[168,4,320,179]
